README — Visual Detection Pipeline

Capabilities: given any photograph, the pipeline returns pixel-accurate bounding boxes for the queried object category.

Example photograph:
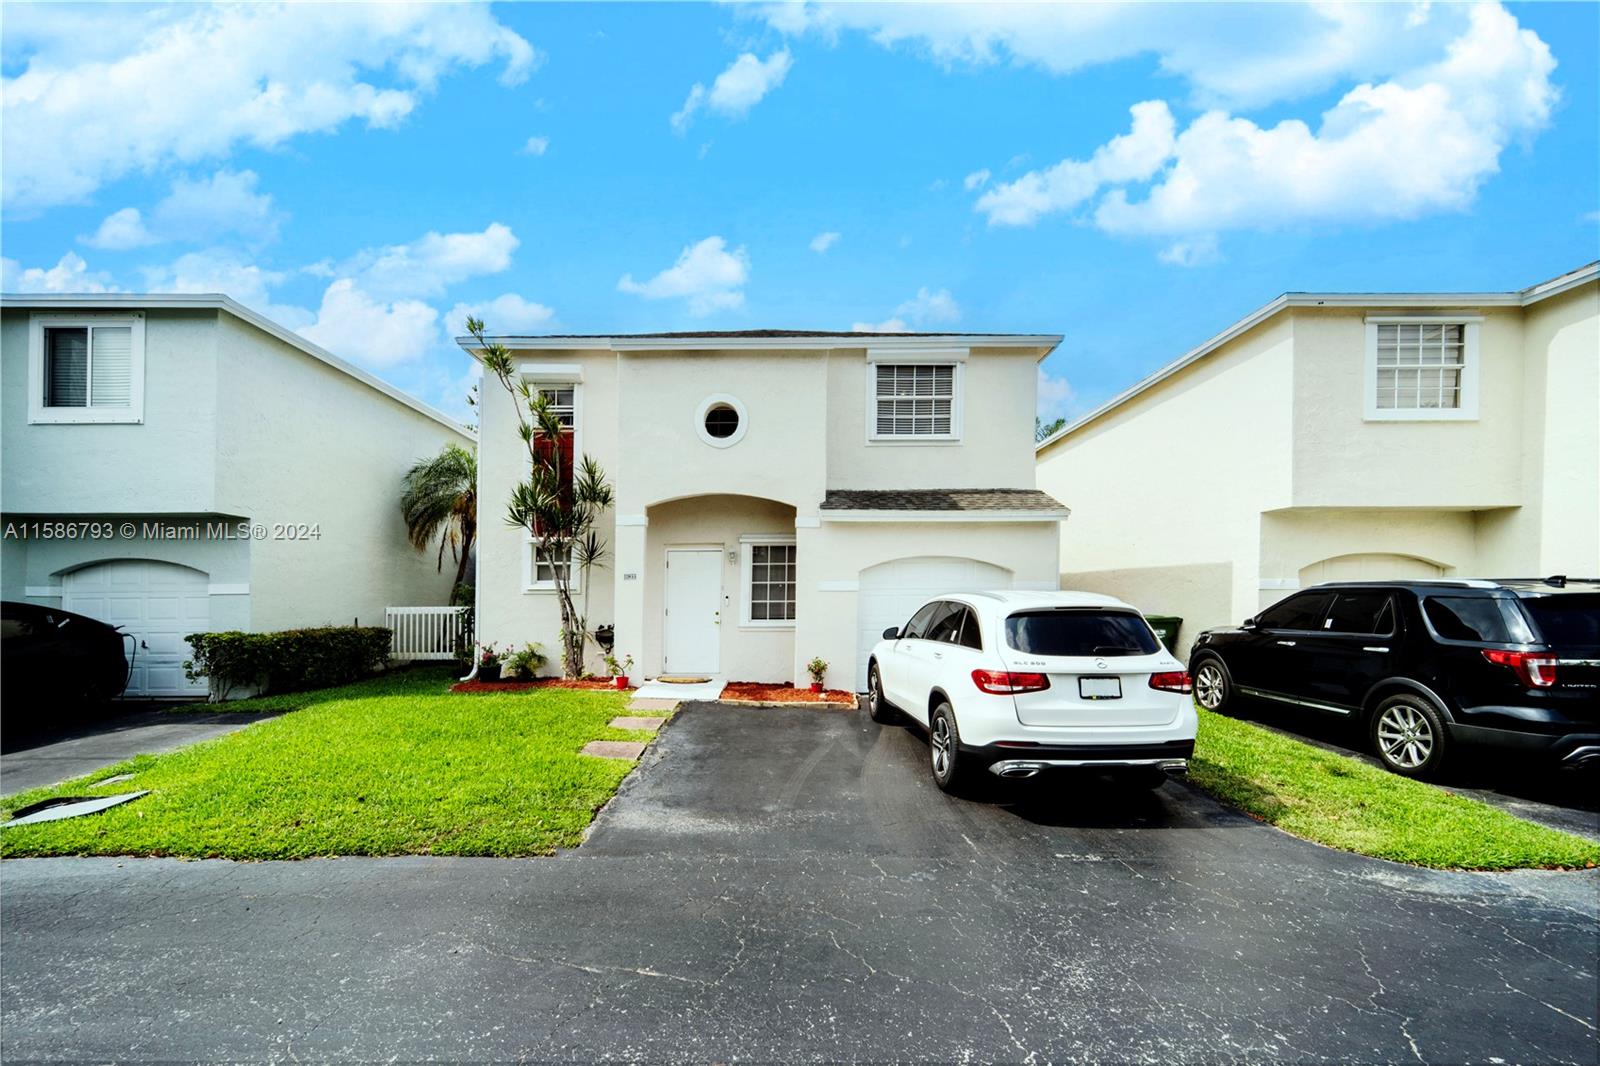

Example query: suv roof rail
[1314,578,1500,589]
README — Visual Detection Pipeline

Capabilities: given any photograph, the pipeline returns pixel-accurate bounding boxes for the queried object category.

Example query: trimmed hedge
[185,626,392,699]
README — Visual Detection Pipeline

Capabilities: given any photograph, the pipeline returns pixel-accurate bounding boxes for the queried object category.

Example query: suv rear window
[1004,610,1159,657]
[1519,594,1600,654]
[1423,596,1528,644]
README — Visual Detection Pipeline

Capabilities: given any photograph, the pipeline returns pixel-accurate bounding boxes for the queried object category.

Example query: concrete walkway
[1,709,275,797]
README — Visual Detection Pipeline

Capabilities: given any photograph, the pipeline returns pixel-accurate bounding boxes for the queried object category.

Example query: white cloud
[758,2,1476,110]
[447,293,555,336]
[618,236,750,315]
[2,4,537,209]
[968,4,1555,257]
[1037,368,1077,421]
[84,169,281,249]
[809,231,840,253]
[336,223,520,300]
[82,208,151,251]
[299,279,439,367]
[672,49,792,132]
[963,168,991,191]
[852,287,960,332]
[977,100,1176,226]
[523,135,549,156]
[1,252,117,293]
[1157,235,1222,268]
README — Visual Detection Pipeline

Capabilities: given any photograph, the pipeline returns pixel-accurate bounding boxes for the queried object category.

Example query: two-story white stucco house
[1036,262,1600,656]
[1,293,474,695]
[466,330,1068,690]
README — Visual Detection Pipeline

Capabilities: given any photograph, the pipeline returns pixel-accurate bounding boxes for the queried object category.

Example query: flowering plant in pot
[604,653,634,690]
[806,656,828,693]
[476,643,503,682]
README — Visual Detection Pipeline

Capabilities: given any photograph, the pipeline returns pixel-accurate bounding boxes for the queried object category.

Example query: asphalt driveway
[2,700,1596,1062]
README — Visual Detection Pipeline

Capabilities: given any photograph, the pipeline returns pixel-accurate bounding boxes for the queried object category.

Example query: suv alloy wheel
[928,701,965,791]
[1370,693,1449,779]
[1192,656,1231,712]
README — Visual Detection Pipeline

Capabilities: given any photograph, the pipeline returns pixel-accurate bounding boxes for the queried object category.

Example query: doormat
[655,676,712,684]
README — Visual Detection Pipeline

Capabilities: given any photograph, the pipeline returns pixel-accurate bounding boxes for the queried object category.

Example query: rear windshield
[1004,610,1159,657]
[1423,596,1531,644]
[1519,594,1600,653]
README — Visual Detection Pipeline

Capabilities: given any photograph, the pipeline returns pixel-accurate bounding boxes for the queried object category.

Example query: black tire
[1370,693,1450,779]
[928,701,965,792]
[1191,655,1233,714]
[866,662,898,723]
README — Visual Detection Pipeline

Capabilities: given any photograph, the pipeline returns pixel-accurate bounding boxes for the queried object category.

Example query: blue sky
[3,1,1596,423]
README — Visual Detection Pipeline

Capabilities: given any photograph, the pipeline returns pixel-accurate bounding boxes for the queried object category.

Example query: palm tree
[401,443,477,604]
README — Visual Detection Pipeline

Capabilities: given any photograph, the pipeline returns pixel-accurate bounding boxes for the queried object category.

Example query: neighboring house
[0,293,474,696]
[466,330,1068,689]
[1036,262,1600,656]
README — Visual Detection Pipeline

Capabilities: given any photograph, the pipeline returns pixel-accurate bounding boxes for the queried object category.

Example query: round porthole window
[695,394,747,448]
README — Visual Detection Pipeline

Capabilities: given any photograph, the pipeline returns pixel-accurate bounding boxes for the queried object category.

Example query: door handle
[1363,646,1390,653]
[932,651,944,659]
[1276,640,1296,647]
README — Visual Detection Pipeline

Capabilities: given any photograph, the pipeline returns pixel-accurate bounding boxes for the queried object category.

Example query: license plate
[1079,676,1122,700]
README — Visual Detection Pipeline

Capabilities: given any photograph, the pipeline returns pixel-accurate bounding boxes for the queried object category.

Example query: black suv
[1188,578,1599,778]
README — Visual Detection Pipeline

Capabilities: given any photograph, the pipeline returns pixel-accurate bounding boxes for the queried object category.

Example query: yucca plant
[468,317,615,678]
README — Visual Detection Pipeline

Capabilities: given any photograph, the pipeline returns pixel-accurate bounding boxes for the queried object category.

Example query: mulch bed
[451,678,629,694]
[721,682,858,706]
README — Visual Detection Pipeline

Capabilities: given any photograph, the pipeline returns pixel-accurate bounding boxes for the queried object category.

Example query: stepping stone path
[608,716,666,732]
[580,740,648,761]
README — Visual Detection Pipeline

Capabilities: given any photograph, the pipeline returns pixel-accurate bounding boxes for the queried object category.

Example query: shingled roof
[820,489,1068,513]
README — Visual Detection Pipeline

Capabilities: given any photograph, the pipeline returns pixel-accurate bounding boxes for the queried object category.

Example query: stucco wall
[825,346,1040,491]
[1522,283,1599,575]
[1,308,220,514]
[1036,315,1295,649]
[1289,306,1525,509]
[212,314,469,629]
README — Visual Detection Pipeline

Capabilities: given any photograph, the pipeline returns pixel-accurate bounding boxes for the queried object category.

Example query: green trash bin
[1145,616,1182,654]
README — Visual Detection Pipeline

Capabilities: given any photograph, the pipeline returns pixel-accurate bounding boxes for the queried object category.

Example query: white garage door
[63,560,210,697]
[856,557,1012,689]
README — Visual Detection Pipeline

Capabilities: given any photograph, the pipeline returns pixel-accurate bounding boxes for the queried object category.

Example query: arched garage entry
[856,556,1012,689]
[1298,553,1445,586]
[61,560,210,696]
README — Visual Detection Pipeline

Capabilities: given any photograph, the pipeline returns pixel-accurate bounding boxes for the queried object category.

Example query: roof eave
[455,333,1064,361]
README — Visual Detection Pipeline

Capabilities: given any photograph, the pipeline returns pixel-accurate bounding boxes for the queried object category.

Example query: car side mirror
[1242,617,1257,629]
[882,626,901,640]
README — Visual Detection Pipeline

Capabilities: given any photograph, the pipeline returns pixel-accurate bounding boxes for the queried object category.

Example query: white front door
[663,549,722,675]
[63,560,211,696]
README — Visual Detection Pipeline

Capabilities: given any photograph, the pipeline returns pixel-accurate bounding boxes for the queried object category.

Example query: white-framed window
[524,540,582,593]
[870,362,961,440]
[535,385,576,429]
[740,536,796,627]
[27,314,146,424]
[1364,317,1480,421]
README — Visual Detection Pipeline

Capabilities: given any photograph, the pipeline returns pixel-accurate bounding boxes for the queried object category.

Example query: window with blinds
[874,363,955,436]
[1374,323,1464,410]
[43,325,133,409]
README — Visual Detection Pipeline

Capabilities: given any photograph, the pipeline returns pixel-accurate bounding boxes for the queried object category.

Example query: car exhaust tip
[989,761,1046,779]
[1157,759,1189,774]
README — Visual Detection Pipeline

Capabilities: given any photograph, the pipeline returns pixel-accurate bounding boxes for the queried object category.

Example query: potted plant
[605,653,634,690]
[504,642,548,681]
[476,643,503,682]
[806,656,828,694]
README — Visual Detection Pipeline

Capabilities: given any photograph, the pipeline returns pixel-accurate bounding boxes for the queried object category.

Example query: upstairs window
[28,315,144,424]
[1365,318,1479,421]
[873,363,958,439]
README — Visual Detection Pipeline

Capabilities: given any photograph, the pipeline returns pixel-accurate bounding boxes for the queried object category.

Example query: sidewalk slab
[609,716,666,732]
[580,740,647,761]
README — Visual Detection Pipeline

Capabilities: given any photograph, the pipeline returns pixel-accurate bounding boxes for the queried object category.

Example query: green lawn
[1189,706,1600,870]
[1,668,649,859]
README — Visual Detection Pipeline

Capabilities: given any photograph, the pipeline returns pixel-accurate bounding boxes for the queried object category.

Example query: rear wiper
[1091,645,1140,655]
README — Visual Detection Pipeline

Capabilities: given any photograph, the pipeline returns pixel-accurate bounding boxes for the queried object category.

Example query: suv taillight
[1148,671,1193,694]
[971,669,1051,695]
[1482,649,1559,689]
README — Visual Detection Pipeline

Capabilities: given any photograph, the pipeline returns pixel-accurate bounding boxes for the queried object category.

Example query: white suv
[866,591,1197,791]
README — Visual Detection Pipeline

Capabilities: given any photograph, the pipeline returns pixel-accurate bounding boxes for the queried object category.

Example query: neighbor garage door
[63,560,210,697]
[856,557,1012,689]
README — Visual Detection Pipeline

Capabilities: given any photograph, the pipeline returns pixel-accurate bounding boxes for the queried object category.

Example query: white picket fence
[386,606,472,661]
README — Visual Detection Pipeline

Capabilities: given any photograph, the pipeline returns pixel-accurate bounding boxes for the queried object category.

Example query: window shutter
[89,326,133,407]
[45,328,89,407]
